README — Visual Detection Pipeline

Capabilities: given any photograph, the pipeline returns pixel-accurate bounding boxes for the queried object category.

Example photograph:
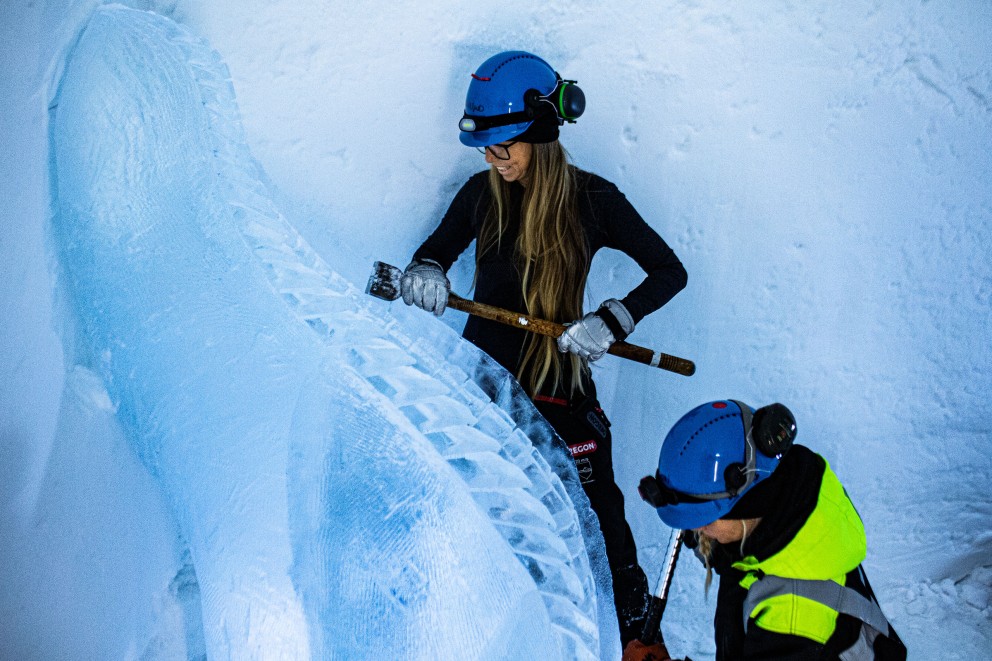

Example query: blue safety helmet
[637,400,796,530]
[457,50,585,147]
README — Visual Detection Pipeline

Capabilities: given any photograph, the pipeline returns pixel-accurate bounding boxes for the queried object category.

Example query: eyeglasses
[476,141,517,160]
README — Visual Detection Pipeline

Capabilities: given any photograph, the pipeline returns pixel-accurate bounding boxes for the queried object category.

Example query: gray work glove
[400,258,450,316]
[557,299,635,361]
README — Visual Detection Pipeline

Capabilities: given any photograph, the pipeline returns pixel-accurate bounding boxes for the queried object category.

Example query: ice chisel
[641,529,685,646]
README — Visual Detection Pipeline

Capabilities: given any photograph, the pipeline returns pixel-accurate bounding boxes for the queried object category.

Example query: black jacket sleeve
[582,175,687,323]
[411,172,488,271]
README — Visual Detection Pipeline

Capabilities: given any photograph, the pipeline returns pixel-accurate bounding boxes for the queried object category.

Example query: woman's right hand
[400,259,450,316]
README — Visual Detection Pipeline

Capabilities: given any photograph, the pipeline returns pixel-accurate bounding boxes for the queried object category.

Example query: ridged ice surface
[48,6,619,659]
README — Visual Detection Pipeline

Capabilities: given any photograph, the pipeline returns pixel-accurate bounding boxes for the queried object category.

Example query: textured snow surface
[2,1,991,660]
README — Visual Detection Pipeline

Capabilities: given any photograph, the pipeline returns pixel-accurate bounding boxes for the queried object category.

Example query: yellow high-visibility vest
[732,459,867,644]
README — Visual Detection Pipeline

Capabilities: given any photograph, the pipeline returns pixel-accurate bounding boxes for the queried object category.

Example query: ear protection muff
[730,401,796,458]
[524,75,585,124]
[752,402,796,457]
[724,400,796,496]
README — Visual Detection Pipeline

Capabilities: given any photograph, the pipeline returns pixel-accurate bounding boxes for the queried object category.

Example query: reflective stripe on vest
[743,574,891,636]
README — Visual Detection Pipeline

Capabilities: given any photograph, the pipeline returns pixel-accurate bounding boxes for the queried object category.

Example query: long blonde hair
[696,518,761,596]
[478,141,589,397]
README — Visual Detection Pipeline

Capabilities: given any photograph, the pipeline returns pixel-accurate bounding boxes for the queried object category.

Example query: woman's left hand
[557,311,615,360]
[557,299,634,361]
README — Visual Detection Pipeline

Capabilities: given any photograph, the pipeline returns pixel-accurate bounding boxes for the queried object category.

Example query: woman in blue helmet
[399,50,688,646]
[626,400,906,661]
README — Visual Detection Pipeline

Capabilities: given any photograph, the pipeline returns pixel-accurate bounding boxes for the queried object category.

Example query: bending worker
[400,50,687,645]
[627,400,907,660]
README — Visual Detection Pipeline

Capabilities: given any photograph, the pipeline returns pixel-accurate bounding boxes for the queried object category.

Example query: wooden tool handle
[447,294,695,377]
[607,342,697,377]
[446,294,564,336]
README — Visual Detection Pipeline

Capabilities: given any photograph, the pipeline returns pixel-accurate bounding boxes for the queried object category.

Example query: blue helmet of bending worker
[638,400,797,530]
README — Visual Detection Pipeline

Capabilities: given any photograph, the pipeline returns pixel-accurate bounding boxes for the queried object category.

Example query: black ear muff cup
[558,83,585,120]
[752,403,796,457]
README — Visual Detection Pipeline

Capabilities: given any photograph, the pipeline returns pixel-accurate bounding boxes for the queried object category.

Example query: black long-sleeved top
[413,168,687,392]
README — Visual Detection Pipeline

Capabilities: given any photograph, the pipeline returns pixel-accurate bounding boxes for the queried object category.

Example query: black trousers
[534,396,651,647]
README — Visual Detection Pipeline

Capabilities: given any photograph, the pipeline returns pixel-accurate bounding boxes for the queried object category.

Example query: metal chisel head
[365,261,403,301]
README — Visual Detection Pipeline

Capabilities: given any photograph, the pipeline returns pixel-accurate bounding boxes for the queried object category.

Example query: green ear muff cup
[558,83,585,121]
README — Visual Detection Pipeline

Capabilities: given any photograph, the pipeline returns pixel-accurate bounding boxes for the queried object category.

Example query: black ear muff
[723,462,748,493]
[553,80,585,122]
[752,403,796,457]
[525,77,586,124]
